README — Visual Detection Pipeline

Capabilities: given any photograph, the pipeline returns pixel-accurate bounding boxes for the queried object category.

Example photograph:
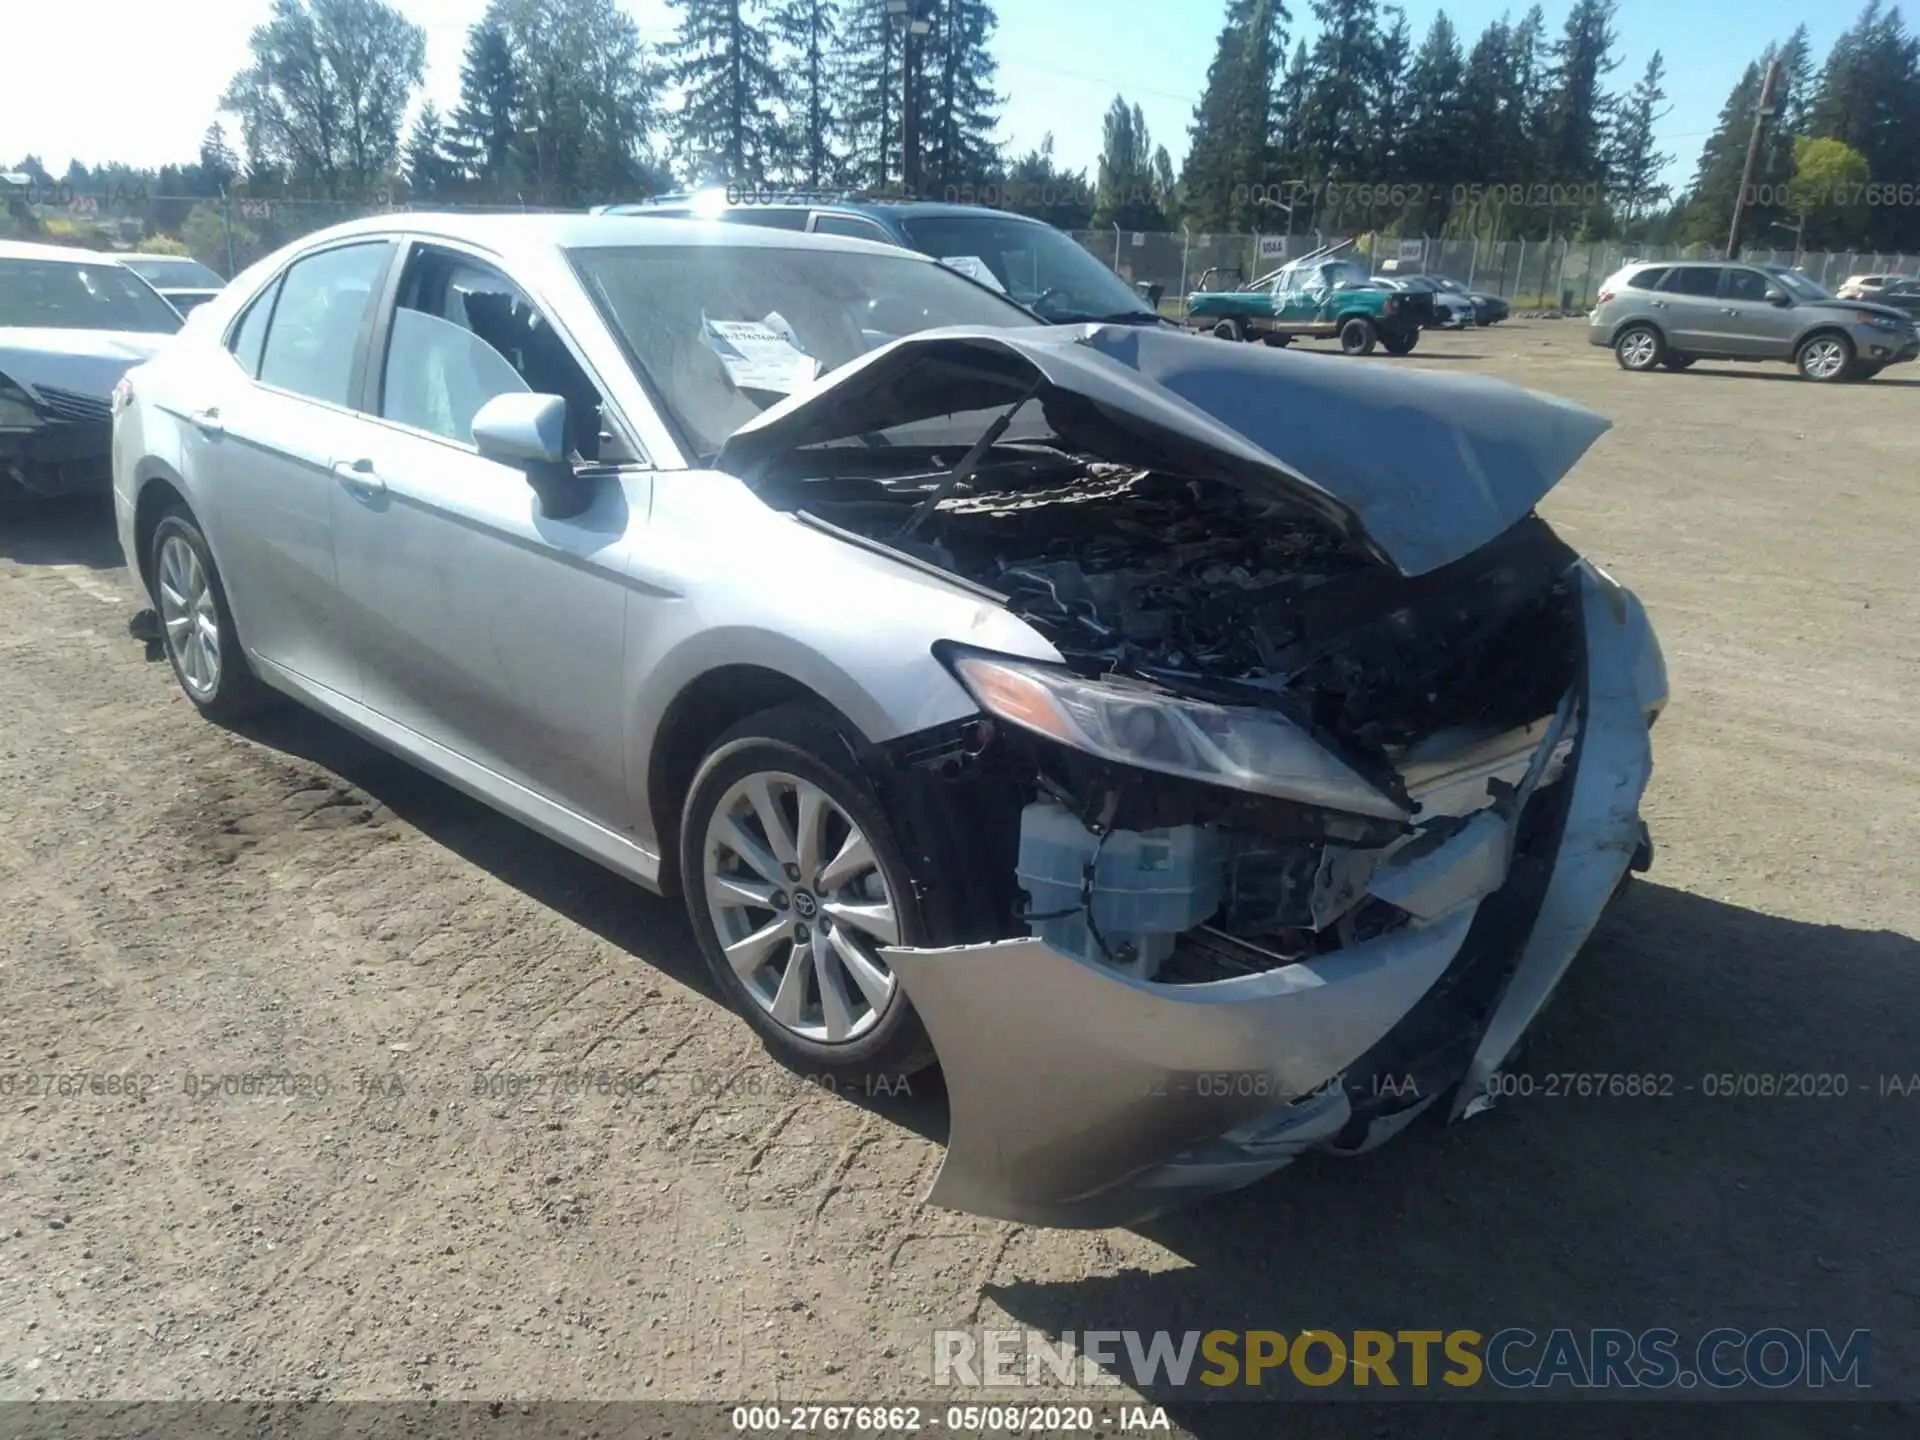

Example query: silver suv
[1588,260,1920,382]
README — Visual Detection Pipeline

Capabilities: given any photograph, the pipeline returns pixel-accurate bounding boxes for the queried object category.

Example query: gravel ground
[1,321,1916,1432]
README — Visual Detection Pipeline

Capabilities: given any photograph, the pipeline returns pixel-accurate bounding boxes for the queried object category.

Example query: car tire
[1211,318,1245,342]
[1262,334,1293,348]
[147,508,276,721]
[1613,323,1664,371]
[1339,317,1378,355]
[1661,354,1695,371]
[679,703,938,1083]
[1795,332,1853,382]
[1381,328,1418,355]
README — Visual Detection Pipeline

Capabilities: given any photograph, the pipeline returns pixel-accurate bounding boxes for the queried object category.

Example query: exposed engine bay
[764,441,1582,984]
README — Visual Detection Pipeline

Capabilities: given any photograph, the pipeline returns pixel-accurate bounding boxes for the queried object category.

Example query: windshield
[570,242,1039,459]
[123,257,224,290]
[0,258,184,333]
[1769,269,1833,301]
[898,214,1155,323]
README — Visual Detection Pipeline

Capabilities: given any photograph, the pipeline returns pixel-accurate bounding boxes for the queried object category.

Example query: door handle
[1650,300,1668,309]
[189,407,224,435]
[332,458,387,498]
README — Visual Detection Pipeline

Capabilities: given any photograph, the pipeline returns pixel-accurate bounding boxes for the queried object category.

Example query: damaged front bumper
[883,563,1664,1227]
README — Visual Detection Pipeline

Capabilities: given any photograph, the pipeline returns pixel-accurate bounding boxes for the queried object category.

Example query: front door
[326,242,645,831]
[1715,267,1807,358]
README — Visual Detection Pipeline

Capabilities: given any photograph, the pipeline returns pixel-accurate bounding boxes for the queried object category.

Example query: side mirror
[472,392,593,519]
[1765,287,1791,306]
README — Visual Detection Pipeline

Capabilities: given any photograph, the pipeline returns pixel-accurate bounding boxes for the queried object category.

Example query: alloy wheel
[1801,338,1847,380]
[1619,329,1658,369]
[702,770,900,1044]
[157,535,220,699]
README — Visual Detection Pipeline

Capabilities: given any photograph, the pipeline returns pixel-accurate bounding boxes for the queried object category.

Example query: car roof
[304,211,931,262]
[0,239,127,264]
[119,252,215,264]
[610,193,1044,224]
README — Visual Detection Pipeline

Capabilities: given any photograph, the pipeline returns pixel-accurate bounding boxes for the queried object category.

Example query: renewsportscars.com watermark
[934,1327,1873,1393]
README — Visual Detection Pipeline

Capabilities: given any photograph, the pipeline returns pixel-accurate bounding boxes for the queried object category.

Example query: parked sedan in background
[1,239,181,501]
[1834,273,1910,301]
[114,214,1665,1228]
[1372,274,1476,328]
[1430,274,1510,325]
[119,253,227,315]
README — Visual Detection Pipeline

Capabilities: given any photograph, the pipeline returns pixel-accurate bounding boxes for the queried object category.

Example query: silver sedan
[112,214,1667,1226]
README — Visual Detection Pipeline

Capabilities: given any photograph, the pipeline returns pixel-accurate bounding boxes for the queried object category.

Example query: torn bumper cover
[883,564,1662,1228]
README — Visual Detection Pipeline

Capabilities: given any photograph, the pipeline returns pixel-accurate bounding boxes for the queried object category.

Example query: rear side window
[722,208,808,231]
[257,242,389,406]
[228,277,280,377]
[1625,267,1668,290]
[1659,267,1722,297]
[813,213,894,244]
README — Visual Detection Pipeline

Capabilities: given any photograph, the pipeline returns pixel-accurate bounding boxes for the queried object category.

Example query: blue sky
[1,0,1849,195]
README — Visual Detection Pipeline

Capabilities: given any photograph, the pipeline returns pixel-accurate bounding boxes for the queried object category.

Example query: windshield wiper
[897,376,1046,541]
[1060,309,1172,326]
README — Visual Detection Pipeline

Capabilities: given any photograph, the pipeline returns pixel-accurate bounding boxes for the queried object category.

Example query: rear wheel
[680,704,937,1082]
[1661,354,1695,371]
[1795,332,1852,382]
[1381,327,1418,355]
[1339,317,1378,355]
[1614,323,1664,371]
[147,509,275,721]
[1211,318,1246,342]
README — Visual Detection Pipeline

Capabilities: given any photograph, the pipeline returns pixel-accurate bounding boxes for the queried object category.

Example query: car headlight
[1856,311,1901,329]
[0,372,42,430]
[943,650,1409,821]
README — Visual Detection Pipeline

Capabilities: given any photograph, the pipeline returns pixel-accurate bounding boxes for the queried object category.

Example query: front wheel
[1381,328,1418,355]
[1339,317,1378,355]
[1796,332,1853,382]
[148,509,275,720]
[679,704,937,1081]
[1614,324,1664,371]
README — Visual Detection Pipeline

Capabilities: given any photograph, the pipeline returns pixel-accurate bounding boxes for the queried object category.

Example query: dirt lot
[2,322,1916,1428]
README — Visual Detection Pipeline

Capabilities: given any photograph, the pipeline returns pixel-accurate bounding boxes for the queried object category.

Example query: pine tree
[1399,12,1465,227]
[1537,0,1620,192]
[837,0,899,189]
[921,0,1001,194]
[198,121,240,192]
[1299,0,1381,191]
[1683,59,1763,245]
[447,20,520,188]
[1270,38,1311,180]
[1369,7,1412,183]
[1093,96,1166,229]
[666,0,785,185]
[1810,2,1920,246]
[1181,0,1287,231]
[404,103,448,197]
[1607,51,1670,227]
[769,0,841,187]
[1001,133,1093,227]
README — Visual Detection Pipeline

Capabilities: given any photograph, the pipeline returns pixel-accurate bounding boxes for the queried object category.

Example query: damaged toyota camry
[113,215,1666,1228]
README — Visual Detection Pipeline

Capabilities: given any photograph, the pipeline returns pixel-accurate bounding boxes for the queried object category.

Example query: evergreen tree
[1537,0,1619,189]
[769,0,842,187]
[404,103,448,197]
[1399,12,1466,227]
[1810,1,1920,246]
[446,20,520,187]
[1270,38,1311,182]
[1369,7,1412,183]
[836,0,897,188]
[198,122,241,192]
[1299,0,1382,192]
[1683,58,1763,245]
[1607,51,1670,227]
[1181,0,1287,231]
[666,0,785,185]
[1000,133,1092,227]
[921,0,1001,194]
[1092,96,1167,229]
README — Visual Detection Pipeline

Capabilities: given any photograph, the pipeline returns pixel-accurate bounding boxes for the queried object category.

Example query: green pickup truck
[1186,252,1433,355]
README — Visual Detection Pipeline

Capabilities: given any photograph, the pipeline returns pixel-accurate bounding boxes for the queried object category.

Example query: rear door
[203,238,394,696]
[324,240,648,830]
[1715,266,1801,358]
[1654,266,1724,350]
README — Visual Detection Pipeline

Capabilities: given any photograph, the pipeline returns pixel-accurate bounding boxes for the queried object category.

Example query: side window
[257,243,388,405]
[380,247,605,461]
[1659,267,1722,297]
[812,213,893,244]
[1625,267,1669,290]
[723,208,809,231]
[1722,269,1769,302]
[227,276,281,377]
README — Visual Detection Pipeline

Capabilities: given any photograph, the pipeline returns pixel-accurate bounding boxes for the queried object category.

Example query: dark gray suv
[1588,260,1920,382]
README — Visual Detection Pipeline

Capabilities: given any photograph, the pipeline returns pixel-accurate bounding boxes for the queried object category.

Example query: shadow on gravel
[1674,367,1920,389]
[220,702,953,1136]
[980,880,1919,1433]
[0,495,124,568]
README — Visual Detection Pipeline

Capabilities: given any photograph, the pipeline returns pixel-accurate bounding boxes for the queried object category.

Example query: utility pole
[1726,57,1781,259]
[889,0,936,196]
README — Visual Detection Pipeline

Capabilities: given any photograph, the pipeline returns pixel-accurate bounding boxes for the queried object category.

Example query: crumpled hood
[716,323,1610,576]
[0,329,169,402]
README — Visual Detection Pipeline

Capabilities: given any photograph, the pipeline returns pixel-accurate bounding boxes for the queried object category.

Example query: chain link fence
[1071,230,1920,313]
[7,191,1918,314]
